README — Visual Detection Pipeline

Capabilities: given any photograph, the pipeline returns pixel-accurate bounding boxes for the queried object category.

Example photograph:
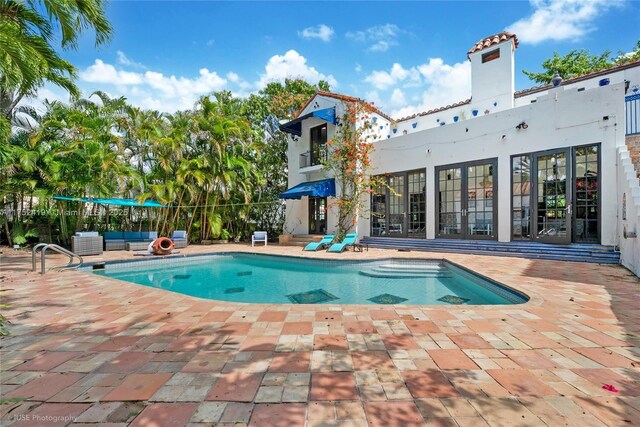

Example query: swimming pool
[88,253,528,305]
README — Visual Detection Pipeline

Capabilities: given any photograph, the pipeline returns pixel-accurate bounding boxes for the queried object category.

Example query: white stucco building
[279,32,640,276]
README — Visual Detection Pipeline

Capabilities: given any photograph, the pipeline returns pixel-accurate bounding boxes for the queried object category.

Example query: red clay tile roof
[295,91,395,122]
[395,99,471,122]
[514,58,640,98]
[467,32,518,60]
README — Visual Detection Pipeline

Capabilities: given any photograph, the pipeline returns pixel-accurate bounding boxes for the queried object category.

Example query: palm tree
[0,0,112,119]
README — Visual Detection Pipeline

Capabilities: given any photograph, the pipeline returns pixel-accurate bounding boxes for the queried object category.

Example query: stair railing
[32,244,83,274]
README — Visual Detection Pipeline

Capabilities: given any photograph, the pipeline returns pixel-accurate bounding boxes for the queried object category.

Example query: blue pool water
[90,253,528,305]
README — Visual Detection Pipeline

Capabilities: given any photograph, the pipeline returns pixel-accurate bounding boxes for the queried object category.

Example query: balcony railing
[299,146,327,169]
[626,94,639,136]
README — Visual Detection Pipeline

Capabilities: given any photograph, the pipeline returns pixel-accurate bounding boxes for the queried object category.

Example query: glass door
[437,159,497,240]
[466,162,495,239]
[407,171,426,238]
[533,149,571,244]
[308,197,327,235]
[388,174,406,237]
[437,166,463,237]
[573,145,600,243]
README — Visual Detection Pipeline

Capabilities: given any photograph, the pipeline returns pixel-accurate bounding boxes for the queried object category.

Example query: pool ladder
[32,243,83,274]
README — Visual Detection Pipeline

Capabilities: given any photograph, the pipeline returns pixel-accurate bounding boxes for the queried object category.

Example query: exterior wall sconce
[292,135,299,142]
[515,121,528,130]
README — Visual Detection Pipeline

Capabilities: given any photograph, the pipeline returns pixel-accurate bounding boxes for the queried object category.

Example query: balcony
[299,147,327,172]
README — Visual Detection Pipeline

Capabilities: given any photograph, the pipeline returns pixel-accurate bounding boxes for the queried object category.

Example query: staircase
[626,134,640,182]
[359,262,452,278]
[278,234,322,247]
[360,237,620,264]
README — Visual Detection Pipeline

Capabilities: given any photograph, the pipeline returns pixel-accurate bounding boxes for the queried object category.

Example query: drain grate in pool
[224,287,245,294]
[173,274,191,280]
[368,293,408,304]
[237,271,252,276]
[287,289,339,304]
[438,295,470,305]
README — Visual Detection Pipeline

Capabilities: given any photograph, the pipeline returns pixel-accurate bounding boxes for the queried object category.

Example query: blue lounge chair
[327,233,358,253]
[303,235,334,251]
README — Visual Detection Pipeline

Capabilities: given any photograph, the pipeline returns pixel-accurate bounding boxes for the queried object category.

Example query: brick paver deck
[1,244,639,426]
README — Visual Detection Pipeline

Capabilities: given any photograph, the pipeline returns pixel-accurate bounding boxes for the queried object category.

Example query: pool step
[376,263,444,272]
[359,263,451,278]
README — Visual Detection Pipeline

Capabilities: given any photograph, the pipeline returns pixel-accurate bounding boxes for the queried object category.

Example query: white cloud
[116,51,146,69]
[506,0,623,44]
[256,49,337,89]
[362,58,471,118]
[389,89,406,107]
[392,59,471,118]
[206,39,215,47]
[81,59,144,85]
[346,24,403,52]
[355,63,362,73]
[299,24,334,42]
[77,60,235,112]
[143,68,227,98]
[364,63,419,90]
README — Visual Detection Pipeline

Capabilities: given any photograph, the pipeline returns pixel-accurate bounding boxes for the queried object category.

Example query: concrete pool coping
[1,243,639,426]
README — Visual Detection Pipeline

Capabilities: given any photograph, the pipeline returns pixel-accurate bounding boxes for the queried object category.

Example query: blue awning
[279,107,336,137]
[53,196,165,207]
[279,178,336,200]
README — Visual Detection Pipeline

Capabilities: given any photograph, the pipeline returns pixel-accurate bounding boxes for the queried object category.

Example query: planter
[200,240,213,245]
[210,239,229,244]
[392,128,397,134]
[472,110,478,116]
[412,122,417,128]
[453,116,459,122]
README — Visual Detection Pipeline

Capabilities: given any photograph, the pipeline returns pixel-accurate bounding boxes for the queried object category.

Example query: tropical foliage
[523,40,640,84]
[1,80,330,246]
[0,0,112,120]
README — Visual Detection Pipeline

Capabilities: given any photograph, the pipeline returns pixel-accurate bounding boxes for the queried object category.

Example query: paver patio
[0,244,639,426]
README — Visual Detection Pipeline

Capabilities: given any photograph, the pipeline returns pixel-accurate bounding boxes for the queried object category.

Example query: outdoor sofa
[104,231,158,251]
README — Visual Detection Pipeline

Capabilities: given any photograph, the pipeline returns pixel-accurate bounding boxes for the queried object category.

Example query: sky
[37,0,640,119]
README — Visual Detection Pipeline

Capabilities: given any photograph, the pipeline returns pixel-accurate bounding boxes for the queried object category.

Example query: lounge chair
[171,230,188,248]
[303,235,334,251]
[327,233,358,253]
[252,231,267,247]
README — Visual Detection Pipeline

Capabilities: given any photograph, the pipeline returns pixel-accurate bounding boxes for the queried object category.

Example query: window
[310,124,327,166]
[482,49,500,63]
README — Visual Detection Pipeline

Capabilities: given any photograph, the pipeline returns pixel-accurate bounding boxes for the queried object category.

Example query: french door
[532,149,571,244]
[436,159,497,240]
[371,170,426,238]
[308,197,327,235]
